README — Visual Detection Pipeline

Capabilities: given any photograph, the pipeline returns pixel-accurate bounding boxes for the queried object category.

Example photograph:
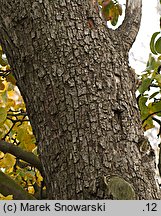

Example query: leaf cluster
[0,45,44,200]
[137,54,161,131]
[136,2,161,178]
[98,0,122,26]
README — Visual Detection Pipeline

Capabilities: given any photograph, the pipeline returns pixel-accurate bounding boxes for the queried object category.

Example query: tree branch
[158,143,161,177]
[117,0,142,50]
[0,69,11,77]
[0,140,43,175]
[0,170,36,199]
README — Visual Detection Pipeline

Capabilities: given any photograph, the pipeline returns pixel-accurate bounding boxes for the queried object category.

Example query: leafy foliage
[98,0,122,26]
[136,3,161,132]
[0,45,44,200]
[138,11,161,176]
[138,27,161,132]
[150,32,161,55]
[0,194,13,200]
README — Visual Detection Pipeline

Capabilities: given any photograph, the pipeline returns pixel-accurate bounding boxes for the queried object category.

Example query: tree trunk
[0,0,160,199]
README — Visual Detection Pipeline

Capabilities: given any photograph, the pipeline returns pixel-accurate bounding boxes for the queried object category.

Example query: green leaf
[138,95,148,108]
[142,117,154,131]
[138,78,152,94]
[111,5,119,26]
[155,37,161,54]
[149,101,161,116]
[1,90,8,104]
[138,96,149,120]
[111,14,119,26]
[154,74,161,85]
[149,91,159,100]
[146,54,156,71]
[150,32,160,55]
[0,107,7,124]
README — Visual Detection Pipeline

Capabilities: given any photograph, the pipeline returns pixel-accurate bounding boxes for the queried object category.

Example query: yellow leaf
[102,0,114,21]
[116,3,122,16]
[0,194,13,200]
[0,107,7,124]
[6,99,16,110]
[17,126,36,151]
[7,90,16,98]
[28,186,35,194]
[0,151,4,159]
[97,0,103,6]
[36,171,43,185]
[0,153,16,168]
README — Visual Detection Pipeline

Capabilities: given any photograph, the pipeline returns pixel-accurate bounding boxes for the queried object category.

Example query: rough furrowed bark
[0,0,160,199]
